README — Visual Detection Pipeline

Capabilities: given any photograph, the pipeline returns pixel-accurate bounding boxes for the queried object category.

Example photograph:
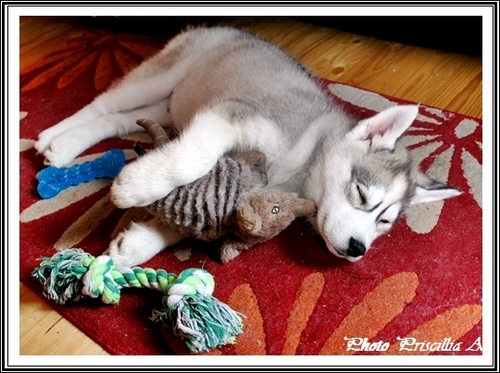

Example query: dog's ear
[348,105,419,152]
[411,171,462,204]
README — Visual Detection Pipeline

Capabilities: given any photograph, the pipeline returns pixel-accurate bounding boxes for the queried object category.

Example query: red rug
[20,28,482,356]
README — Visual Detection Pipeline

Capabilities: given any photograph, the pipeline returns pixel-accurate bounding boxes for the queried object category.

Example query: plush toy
[136,119,317,263]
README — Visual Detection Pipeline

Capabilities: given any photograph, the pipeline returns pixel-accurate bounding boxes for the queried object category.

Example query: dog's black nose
[347,238,366,257]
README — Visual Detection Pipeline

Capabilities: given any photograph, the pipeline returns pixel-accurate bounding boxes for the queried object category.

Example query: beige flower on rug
[404,115,481,233]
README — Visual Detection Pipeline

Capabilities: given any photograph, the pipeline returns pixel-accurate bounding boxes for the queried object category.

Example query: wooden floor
[19,16,482,356]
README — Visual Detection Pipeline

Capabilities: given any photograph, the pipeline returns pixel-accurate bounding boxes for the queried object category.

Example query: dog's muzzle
[328,238,366,262]
[346,238,366,258]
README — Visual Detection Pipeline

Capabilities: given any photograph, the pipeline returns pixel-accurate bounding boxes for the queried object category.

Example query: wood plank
[20,283,108,355]
[228,17,482,118]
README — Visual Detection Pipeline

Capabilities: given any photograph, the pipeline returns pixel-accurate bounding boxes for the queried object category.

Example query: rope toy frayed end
[31,248,122,304]
[31,248,94,304]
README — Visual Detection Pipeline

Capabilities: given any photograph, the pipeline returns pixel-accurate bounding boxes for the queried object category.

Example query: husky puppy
[35,26,462,267]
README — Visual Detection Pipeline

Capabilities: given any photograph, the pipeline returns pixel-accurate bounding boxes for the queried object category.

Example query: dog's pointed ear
[411,171,463,204]
[348,105,419,152]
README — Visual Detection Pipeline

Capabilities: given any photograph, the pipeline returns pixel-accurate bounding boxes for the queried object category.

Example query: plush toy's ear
[347,105,419,152]
[231,150,266,167]
[236,205,262,234]
[411,171,462,204]
[293,198,317,217]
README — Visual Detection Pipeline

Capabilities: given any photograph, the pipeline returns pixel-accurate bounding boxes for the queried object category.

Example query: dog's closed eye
[356,184,367,205]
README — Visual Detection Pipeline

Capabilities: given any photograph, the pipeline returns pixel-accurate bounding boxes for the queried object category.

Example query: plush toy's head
[219,190,316,262]
[236,190,317,241]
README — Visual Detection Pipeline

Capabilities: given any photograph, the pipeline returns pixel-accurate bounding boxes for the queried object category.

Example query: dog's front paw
[110,175,154,209]
[110,159,172,208]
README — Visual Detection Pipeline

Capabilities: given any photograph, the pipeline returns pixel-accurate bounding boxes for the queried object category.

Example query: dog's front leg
[111,110,236,208]
[105,217,184,268]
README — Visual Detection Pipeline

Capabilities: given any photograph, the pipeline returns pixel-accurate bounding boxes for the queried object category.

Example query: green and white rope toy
[31,248,244,353]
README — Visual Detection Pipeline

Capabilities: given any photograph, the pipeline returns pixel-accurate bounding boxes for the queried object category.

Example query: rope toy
[31,248,244,353]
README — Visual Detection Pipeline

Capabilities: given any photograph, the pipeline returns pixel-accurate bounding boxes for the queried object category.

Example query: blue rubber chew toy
[37,149,126,199]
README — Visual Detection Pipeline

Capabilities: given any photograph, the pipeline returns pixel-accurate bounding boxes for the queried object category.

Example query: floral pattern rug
[20,29,483,357]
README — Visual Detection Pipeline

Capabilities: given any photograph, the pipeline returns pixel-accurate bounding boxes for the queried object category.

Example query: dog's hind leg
[40,99,171,166]
[35,30,196,166]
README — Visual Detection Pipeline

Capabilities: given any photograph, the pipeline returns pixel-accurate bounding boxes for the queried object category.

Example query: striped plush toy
[137,119,317,263]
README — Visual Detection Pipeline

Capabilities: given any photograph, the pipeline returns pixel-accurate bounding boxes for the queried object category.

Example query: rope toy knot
[165,268,215,307]
[81,255,121,304]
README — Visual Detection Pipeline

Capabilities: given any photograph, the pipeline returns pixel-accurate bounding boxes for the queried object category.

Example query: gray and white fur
[34,26,462,268]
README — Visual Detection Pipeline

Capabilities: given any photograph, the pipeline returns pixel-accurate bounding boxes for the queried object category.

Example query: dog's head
[306,105,462,262]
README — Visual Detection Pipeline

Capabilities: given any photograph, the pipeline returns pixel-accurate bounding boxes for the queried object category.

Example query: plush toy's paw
[220,240,249,263]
